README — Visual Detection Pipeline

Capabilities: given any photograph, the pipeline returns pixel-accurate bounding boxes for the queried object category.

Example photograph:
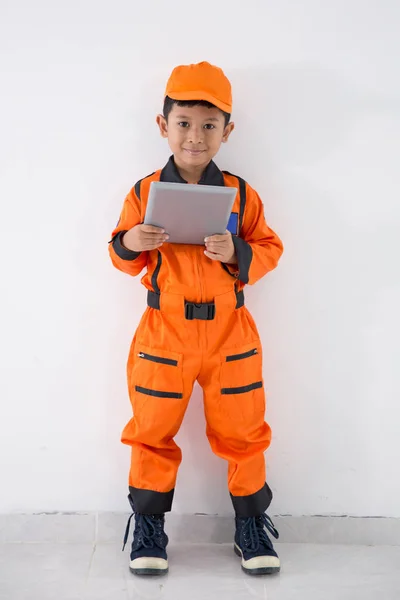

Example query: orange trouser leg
[121,292,273,516]
[198,307,273,517]
[121,308,200,514]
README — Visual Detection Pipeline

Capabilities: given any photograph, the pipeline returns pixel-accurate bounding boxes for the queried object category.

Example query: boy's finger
[140,225,165,234]
[204,233,230,243]
[205,240,229,249]
[141,233,169,241]
[141,236,165,245]
[205,242,228,253]
[204,250,223,261]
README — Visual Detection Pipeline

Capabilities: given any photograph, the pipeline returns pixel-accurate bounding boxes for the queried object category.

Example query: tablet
[144,182,237,245]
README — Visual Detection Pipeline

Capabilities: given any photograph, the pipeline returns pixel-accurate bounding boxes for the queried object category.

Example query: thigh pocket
[219,342,265,423]
[130,343,184,421]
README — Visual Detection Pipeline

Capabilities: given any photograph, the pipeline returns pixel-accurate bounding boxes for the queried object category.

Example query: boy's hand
[204,231,237,264]
[122,225,169,252]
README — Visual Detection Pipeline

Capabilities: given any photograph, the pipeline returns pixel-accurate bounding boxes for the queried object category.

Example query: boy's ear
[222,121,235,143]
[156,114,168,138]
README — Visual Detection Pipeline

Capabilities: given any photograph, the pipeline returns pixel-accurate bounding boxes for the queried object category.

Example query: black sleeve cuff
[110,231,142,261]
[232,235,253,284]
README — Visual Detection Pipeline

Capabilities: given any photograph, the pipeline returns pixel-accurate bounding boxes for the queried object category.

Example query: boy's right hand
[122,225,169,252]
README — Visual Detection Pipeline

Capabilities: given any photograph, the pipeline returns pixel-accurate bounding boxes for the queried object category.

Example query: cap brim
[166,90,232,114]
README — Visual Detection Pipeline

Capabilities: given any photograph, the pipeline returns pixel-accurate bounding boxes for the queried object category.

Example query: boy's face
[157,104,234,173]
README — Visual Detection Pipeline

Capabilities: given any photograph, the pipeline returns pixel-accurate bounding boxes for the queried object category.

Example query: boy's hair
[163,96,231,127]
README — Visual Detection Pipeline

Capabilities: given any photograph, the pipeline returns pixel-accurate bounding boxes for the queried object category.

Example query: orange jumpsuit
[109,156,283,517]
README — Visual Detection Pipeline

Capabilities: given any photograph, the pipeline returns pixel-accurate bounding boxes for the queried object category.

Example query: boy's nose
[187,127,204,144]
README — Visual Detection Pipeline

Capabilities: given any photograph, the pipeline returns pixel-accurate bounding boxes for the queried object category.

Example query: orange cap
[165,61,232,114]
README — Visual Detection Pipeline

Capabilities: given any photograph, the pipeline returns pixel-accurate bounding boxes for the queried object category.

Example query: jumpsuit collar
[160,155,225,186]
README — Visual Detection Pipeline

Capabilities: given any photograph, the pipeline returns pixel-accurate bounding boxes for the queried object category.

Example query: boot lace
[239,514,279,553]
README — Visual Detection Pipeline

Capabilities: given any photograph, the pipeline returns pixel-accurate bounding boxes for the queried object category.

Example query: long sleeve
[108,187,148,277]
[232,184,283,285]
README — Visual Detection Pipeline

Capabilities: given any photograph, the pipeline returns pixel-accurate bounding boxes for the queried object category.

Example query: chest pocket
[227,212,239,235]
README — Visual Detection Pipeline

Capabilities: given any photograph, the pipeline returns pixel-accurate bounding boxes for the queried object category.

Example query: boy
[109,62,283,577]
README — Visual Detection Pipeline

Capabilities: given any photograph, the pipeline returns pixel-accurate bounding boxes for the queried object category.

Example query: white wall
[1,0,399,517]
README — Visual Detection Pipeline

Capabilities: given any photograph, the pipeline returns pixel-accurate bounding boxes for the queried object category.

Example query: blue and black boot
[234,513,280,575]
[123,500,169,576]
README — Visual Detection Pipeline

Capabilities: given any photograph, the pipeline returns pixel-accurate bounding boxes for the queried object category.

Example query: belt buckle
[185,302,215,321]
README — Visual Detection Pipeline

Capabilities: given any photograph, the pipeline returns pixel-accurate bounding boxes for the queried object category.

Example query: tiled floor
[1,542,399,600]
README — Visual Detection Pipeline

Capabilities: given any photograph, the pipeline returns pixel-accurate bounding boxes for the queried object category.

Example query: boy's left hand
[204,231,237,264]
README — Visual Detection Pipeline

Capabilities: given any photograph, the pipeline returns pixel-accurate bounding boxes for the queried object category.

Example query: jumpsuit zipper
[137,352,178,367]
[226,348,258,362]
[196,246,204,301]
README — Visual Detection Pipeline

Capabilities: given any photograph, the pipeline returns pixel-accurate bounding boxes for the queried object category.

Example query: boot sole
[129,557,169,576]
[234,544,280,576]
[129,567,169,576]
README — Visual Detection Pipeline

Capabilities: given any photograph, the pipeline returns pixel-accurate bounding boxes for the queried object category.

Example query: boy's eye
[178,122,190,128]
[204,124,216,130]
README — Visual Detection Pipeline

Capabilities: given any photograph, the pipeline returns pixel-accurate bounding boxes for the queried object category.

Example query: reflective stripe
[134,172,155,201]
[221,381,263,395]
[226,348,257,362]
[151,251,162,295]
[222,171,247,233]
[146,290,244,313]
[237,176,247,233]
[134,180,142,200]
[135,386,183,399]
[137,352,178,367]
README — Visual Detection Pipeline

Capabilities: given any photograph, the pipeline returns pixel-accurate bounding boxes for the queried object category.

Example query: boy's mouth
[183,149,206,156]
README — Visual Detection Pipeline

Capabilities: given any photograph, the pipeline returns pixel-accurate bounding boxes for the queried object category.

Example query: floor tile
[87,542,400,600]
[0,543,93,600]
[1,542,400,600]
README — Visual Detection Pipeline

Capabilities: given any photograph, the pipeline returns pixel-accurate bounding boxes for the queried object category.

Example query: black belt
[147,290,244,321]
